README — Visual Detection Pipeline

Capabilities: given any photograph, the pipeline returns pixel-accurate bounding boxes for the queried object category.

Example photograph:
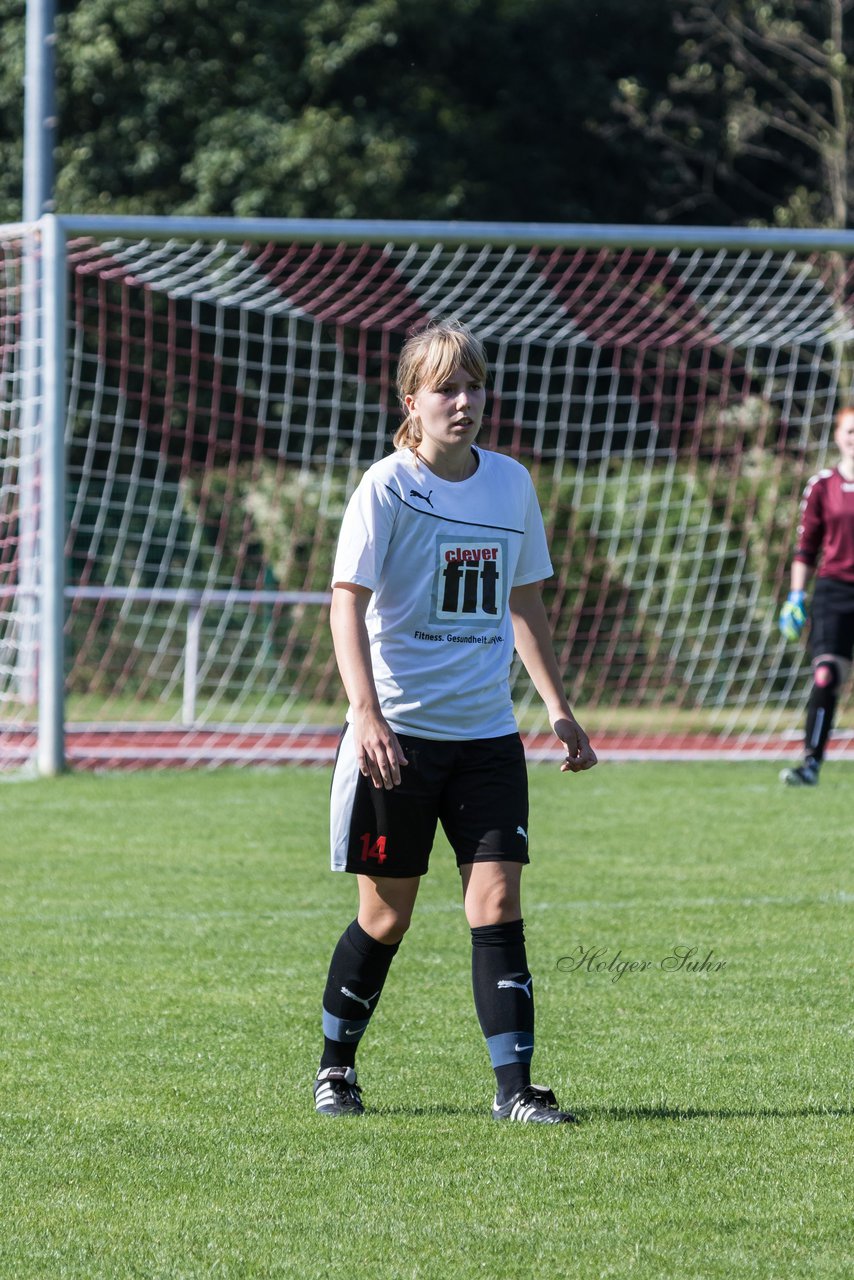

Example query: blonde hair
[393,318,488,451]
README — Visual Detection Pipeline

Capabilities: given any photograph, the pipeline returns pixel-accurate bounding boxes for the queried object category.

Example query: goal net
[2,217,852,769]
[1,228,36,766]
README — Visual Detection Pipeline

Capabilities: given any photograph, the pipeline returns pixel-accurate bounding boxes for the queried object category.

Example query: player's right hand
[352,710,408,790]
[779,591,807,641]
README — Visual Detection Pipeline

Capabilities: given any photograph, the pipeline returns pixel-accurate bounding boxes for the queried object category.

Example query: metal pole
[23,0,57,222]
[182,600,203,726]
[37,213,66,776]
[18,0,57,718]
[53,213,854,254]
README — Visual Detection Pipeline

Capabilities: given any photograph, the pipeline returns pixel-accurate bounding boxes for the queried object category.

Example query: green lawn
[1,763,851,1279]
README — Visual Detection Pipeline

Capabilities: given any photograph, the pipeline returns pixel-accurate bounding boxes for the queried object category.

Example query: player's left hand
[779,590,807,641]
[554,716,598,773]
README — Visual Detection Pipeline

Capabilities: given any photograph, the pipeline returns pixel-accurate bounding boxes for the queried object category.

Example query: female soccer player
[779,406,854,785]
[314,319,597,1123]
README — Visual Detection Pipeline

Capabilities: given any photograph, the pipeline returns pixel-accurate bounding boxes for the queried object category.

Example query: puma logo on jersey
[410,488,434,508]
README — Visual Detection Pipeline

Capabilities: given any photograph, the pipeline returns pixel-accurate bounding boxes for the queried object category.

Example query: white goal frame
[6,213,854,775]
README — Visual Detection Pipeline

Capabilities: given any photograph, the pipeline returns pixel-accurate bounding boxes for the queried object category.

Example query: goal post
[2,214,854,772]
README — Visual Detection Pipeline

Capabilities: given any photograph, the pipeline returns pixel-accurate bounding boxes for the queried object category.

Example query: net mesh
[0,231,38,768]
[3,226,853,768]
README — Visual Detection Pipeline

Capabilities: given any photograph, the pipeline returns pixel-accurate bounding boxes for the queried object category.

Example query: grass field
[1,762,851,1279]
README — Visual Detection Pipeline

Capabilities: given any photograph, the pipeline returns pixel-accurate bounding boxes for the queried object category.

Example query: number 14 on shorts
[359,833,388,864]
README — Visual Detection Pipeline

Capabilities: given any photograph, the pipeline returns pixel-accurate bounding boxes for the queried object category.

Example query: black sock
[805,668,838,763]
[471,919,534,1104]
[320,919,399,1070]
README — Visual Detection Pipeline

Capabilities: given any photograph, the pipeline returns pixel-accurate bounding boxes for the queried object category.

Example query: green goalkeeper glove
[779,590,807,641]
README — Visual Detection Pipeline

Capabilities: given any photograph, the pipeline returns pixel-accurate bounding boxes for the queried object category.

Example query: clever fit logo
[430,537,508,624]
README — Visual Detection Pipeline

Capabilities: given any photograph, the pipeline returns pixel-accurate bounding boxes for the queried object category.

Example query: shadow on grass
[585,1103,853,1121]
[366,1102,853,1120]
[373,1104,486,1117]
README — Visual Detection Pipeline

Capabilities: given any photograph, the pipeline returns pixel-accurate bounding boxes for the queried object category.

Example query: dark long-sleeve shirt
[794,467,854,583]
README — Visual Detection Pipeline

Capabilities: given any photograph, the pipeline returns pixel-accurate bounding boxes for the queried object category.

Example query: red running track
[5,725,851,769]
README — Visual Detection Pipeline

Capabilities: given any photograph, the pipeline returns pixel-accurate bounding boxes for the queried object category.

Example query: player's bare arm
[509,582,597,773]
[329,583,408,790]
[789,559,811,593]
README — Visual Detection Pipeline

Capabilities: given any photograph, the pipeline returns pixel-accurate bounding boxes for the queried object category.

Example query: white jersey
[331,446,553,739]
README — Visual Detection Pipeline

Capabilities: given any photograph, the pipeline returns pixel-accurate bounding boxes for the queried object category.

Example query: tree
[0,0,678,224]
[611,0,854,227]
[0,2,26,220]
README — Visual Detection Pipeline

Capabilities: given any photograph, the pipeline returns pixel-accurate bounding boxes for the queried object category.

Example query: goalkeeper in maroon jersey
[313,319,596,1125]
[779,407,854,786]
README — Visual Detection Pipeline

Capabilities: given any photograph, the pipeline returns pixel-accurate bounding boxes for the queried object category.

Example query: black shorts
[810,578,854,662]
[329,728,530,878]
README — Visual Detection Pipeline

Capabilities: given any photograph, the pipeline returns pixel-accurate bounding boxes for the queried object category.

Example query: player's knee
[814,661,839,692]
[384,916,412,945]
[465,880,522,927]
[359,905,412,945]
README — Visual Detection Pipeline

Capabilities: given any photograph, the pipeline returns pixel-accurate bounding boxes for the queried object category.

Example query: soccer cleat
[780,760,820,787]
[313,1066,365,1116]
[492,1084,578,1124]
